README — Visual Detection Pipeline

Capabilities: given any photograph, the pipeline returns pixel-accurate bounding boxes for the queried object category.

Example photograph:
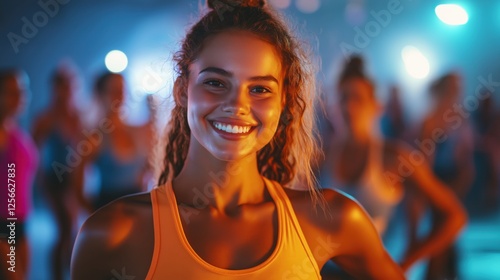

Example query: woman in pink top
[72,1,406,279]
[0,69,38,280]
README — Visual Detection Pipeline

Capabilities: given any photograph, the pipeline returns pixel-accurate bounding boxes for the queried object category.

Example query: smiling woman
[186,30,283,162]
[70,0,405,279]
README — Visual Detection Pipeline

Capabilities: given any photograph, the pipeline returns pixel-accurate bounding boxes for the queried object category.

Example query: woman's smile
[213,122,252,134]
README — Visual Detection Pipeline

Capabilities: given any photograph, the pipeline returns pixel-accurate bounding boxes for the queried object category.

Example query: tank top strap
[262,177,321,276]
[146,187,163,278]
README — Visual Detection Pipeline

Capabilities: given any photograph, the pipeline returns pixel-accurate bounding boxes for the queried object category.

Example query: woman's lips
[213,121,252,134]
[210,120,257,139]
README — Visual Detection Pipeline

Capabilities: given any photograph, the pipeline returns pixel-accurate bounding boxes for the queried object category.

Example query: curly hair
[158,0,321,196]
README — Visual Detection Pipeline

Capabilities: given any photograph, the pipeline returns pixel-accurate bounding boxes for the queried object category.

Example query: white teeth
[213,122,252,134]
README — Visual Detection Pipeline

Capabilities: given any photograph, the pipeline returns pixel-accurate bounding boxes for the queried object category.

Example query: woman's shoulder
[76,192,153,243]
[283,186,385,263]
[71,192,155,280]
[284,186,374,233]
[88,192,152,221]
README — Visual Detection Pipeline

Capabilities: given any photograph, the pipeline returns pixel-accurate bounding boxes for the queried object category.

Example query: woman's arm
[398,145,468,271]
[335,198,405,279]
[72,152,94,213]
[31,113,52,146]
[318,190,405,279]
[72,122,101,213]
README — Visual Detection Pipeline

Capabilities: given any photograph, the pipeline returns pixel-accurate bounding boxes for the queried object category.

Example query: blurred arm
[400,146,467,271]
[328,193,405,279]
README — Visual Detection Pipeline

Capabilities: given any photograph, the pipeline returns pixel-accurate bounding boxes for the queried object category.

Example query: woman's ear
[281,89,287,109]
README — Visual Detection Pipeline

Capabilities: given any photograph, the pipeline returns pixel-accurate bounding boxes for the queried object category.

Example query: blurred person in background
[489,102,500,208]
[380,85,407,140]
[418,72,475,198]
[471,92,500,212]
[32,64,88,280]
[77,72,154,210]
[407,72,475,280]
[318,55,467,273]
[0,69,38,280]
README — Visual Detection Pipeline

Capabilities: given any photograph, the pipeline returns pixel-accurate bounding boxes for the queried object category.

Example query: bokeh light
[269,0,292,9]
[105,50,128,73]
[295,0,321,14]
[401,45,430,79]
[435,4,469,25]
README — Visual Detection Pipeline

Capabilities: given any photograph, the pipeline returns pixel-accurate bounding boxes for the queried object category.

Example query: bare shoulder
[283,187,378,259]
[318,188,380,240]
[71,192,154,280]
[284,187,371,230]
[79,192,153,228]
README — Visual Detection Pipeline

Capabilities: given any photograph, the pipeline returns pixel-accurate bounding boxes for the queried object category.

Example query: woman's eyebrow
[199,67,231,77]
[199,67,278,84]
[248,75,278,84]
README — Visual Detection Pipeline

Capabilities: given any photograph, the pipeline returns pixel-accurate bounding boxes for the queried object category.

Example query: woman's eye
[251,86,271,94]
[204,80,224,88]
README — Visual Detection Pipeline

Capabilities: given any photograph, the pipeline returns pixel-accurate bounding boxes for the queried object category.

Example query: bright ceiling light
[401,45,430,79]
[105,50,128,73]
[435,4,469,25]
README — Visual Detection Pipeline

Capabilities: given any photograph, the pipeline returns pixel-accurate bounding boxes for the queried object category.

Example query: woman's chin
[209,149,255,163]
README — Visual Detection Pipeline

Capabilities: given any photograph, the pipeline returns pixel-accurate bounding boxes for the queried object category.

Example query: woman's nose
[222,87,250,115]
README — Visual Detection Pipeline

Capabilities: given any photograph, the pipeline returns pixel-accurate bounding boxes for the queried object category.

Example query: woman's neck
[173,149,266,215]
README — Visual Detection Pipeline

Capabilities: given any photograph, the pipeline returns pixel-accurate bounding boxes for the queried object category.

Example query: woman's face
[435,75,461,109]
[339,78,377,132]
[0,75,24,118]
[54,75,73,105]
[186,30,284,161]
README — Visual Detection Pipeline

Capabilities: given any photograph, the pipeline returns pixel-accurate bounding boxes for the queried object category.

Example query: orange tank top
[145,177,321,279]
